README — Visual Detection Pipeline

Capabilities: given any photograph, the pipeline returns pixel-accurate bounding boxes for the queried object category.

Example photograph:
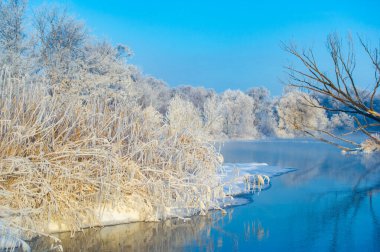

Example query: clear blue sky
[33,0,380,95]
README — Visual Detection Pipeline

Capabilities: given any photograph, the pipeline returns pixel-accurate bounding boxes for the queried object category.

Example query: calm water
[32,139,380,252]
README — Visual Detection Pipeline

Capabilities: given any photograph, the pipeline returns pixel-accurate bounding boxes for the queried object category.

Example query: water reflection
[243,221,269,241]
[31,212,224,251]
[31,205,271,251]
[305,156,380,252]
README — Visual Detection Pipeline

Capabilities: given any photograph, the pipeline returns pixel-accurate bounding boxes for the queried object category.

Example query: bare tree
[284,34,380,152]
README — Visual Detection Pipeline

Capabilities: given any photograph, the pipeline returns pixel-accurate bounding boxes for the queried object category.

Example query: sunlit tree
[275,90,329,138]
[167,95,203,134]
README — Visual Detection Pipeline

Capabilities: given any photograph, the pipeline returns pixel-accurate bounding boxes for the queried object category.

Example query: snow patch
[219,162,296,206]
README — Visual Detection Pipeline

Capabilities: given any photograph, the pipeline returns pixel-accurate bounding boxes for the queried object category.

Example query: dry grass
[0,66,224,247]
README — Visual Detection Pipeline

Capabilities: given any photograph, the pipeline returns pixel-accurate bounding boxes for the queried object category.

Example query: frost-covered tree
[221,89,258,138]
[136,76,172,114]
[203,95,224,137]
[33,6,87,90]
[76,41,136,97]
[246,87,276,136]
[32,7,137,97]
[276,90,329,138]
[172,86,215,113]
[166,96,204,134]
[0,0,28,74]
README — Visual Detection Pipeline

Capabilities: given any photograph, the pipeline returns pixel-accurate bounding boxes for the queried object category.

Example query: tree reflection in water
[277,150,380,251]
[244,221,269,241]
[307,155,380,251]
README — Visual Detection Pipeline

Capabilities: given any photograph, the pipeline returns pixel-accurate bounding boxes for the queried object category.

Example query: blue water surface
[197,139,380,252]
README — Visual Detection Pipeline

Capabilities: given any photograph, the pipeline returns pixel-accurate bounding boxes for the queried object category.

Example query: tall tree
[33,6,87,91]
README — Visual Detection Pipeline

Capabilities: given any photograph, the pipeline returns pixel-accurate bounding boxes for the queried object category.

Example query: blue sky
[33,0,380,95]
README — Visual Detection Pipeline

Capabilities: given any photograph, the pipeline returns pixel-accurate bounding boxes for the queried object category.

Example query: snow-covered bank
[45,162,295,233]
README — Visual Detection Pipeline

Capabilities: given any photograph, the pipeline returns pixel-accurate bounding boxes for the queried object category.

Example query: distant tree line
[1,0,378,146]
